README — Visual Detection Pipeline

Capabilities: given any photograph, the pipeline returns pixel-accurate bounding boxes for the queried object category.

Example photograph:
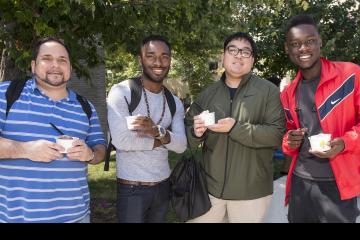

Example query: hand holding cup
[56,135,79,153]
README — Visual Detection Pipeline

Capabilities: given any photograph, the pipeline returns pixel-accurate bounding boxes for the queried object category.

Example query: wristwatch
[155,125,166,140]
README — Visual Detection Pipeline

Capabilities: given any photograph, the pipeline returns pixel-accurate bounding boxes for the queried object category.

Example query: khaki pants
[188,194,272,223]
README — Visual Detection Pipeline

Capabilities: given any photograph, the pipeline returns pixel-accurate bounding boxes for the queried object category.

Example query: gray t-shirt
[107,80,187,182]
[294,77,335,181]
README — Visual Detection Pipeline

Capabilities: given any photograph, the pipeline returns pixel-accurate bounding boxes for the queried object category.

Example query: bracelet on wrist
[88,149,95,163]
[159,131,170,145]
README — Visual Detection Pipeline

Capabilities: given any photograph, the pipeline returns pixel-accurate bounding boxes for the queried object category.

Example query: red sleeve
[280,89,299,156]
[342,66,360,153]
[282,131,299,156]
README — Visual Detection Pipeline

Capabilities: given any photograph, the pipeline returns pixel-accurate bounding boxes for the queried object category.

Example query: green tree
[231,0,360,79]
[105,0,360,97]
[0,0,107,81]
[1,0,359,97]
[103,0,236,97]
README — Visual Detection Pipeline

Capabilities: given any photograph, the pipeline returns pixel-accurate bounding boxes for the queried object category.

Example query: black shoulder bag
[169,144,211,222]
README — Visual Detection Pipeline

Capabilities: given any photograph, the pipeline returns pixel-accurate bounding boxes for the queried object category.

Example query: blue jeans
[116,179,170,223]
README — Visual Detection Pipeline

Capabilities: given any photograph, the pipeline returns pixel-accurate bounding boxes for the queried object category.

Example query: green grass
[88,151,286,223]
[88,159,117,223]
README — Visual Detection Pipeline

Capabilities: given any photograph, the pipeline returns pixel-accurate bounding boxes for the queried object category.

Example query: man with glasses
[281,14,360,222]
[185,32,285,223]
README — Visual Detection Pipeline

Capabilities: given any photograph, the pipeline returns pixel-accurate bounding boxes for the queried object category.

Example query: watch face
[159,126,166,135]
[155,125,166,140]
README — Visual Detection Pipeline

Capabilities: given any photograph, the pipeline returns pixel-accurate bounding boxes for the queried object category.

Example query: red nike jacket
[281,57,360,205]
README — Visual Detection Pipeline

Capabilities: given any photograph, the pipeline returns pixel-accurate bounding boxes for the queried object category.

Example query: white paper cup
[308,133,331,152]
[56,136,78,153]
[200,111,215,126]
[126,116,138,130]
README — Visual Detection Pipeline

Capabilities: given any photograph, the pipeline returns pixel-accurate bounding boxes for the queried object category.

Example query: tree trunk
[0,20,25,82]
[0,48,25,82]
[67,47,108,142]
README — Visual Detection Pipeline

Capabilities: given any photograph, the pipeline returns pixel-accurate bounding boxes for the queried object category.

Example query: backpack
[104,77,176,171]
[5,79,92,121]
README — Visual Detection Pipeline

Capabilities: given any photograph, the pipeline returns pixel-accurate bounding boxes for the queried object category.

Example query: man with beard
[107,35,186,223]
[0,37,106,223]
[185,32,285,223]
[281,14,360,222]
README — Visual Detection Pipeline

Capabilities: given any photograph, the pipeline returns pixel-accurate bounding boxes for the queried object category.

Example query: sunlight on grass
[88,160,116,181]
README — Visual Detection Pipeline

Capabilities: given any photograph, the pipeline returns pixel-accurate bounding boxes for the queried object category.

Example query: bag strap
[127,77,142,115]
[5,79,93,122]
[164,86,176,118]
[125,77,176,118]
[5,79,28,117]
[104,77,177,171]
[75,93,92,121]
[105,77,142,172]
[104,132,112,171]
[104,77,142,172]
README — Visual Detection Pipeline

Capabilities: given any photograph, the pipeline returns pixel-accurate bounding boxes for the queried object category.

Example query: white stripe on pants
[187,194,272,223]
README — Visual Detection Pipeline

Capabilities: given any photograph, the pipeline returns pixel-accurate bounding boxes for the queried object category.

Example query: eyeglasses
[226,45,253,58]
[288,38,318,50]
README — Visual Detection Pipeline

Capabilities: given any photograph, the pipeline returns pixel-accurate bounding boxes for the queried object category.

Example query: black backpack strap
[163,86,176,118]
[127,77,142,115]
[104,78,177,171]
[105,77,142,171]
[163,87,176,132]
[104,134,112,171]
[76,93,92,121]
[127,77,176,118]
[5,79,28,117]
[74,93,110,171]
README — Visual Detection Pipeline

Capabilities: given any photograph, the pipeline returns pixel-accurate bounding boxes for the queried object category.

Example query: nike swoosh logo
[331,98,341,105]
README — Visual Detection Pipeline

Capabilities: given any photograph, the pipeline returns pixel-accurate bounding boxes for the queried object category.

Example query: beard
[35,72,68,87]
[142,66,169,84]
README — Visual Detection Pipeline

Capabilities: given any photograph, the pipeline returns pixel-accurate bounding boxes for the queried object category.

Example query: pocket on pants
[117,183,140,197]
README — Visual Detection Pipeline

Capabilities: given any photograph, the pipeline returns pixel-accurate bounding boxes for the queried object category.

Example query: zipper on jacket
[220,98,232,198]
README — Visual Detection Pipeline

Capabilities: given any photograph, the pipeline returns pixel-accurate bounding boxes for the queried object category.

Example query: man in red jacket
[281,14,360,223]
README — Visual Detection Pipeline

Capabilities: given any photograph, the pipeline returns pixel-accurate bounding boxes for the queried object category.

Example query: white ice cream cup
[126,116,138,130]
[308,133,331,152]
[56,135,79,153]
[200,111,215,126]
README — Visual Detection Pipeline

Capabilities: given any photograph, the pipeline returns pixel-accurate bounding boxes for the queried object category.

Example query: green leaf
[301,1,309,10]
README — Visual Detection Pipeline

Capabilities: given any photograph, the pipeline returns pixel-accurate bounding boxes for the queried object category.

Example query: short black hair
[32,37,71,62]
[286,14,319,34]
[140,35,171,53]
[223,32,257,61]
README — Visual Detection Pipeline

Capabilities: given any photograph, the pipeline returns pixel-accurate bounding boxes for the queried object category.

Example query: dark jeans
[288,174,360,223]
[116,179,170,223]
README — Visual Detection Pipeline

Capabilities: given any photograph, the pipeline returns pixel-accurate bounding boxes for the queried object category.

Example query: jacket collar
[287,57,335,97]
[220,71,252,88]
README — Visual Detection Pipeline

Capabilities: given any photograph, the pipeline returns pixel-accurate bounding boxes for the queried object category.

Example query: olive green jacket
[185,73,285,200]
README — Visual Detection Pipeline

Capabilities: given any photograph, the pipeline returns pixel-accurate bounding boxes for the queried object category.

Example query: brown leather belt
[117,178,166,186]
